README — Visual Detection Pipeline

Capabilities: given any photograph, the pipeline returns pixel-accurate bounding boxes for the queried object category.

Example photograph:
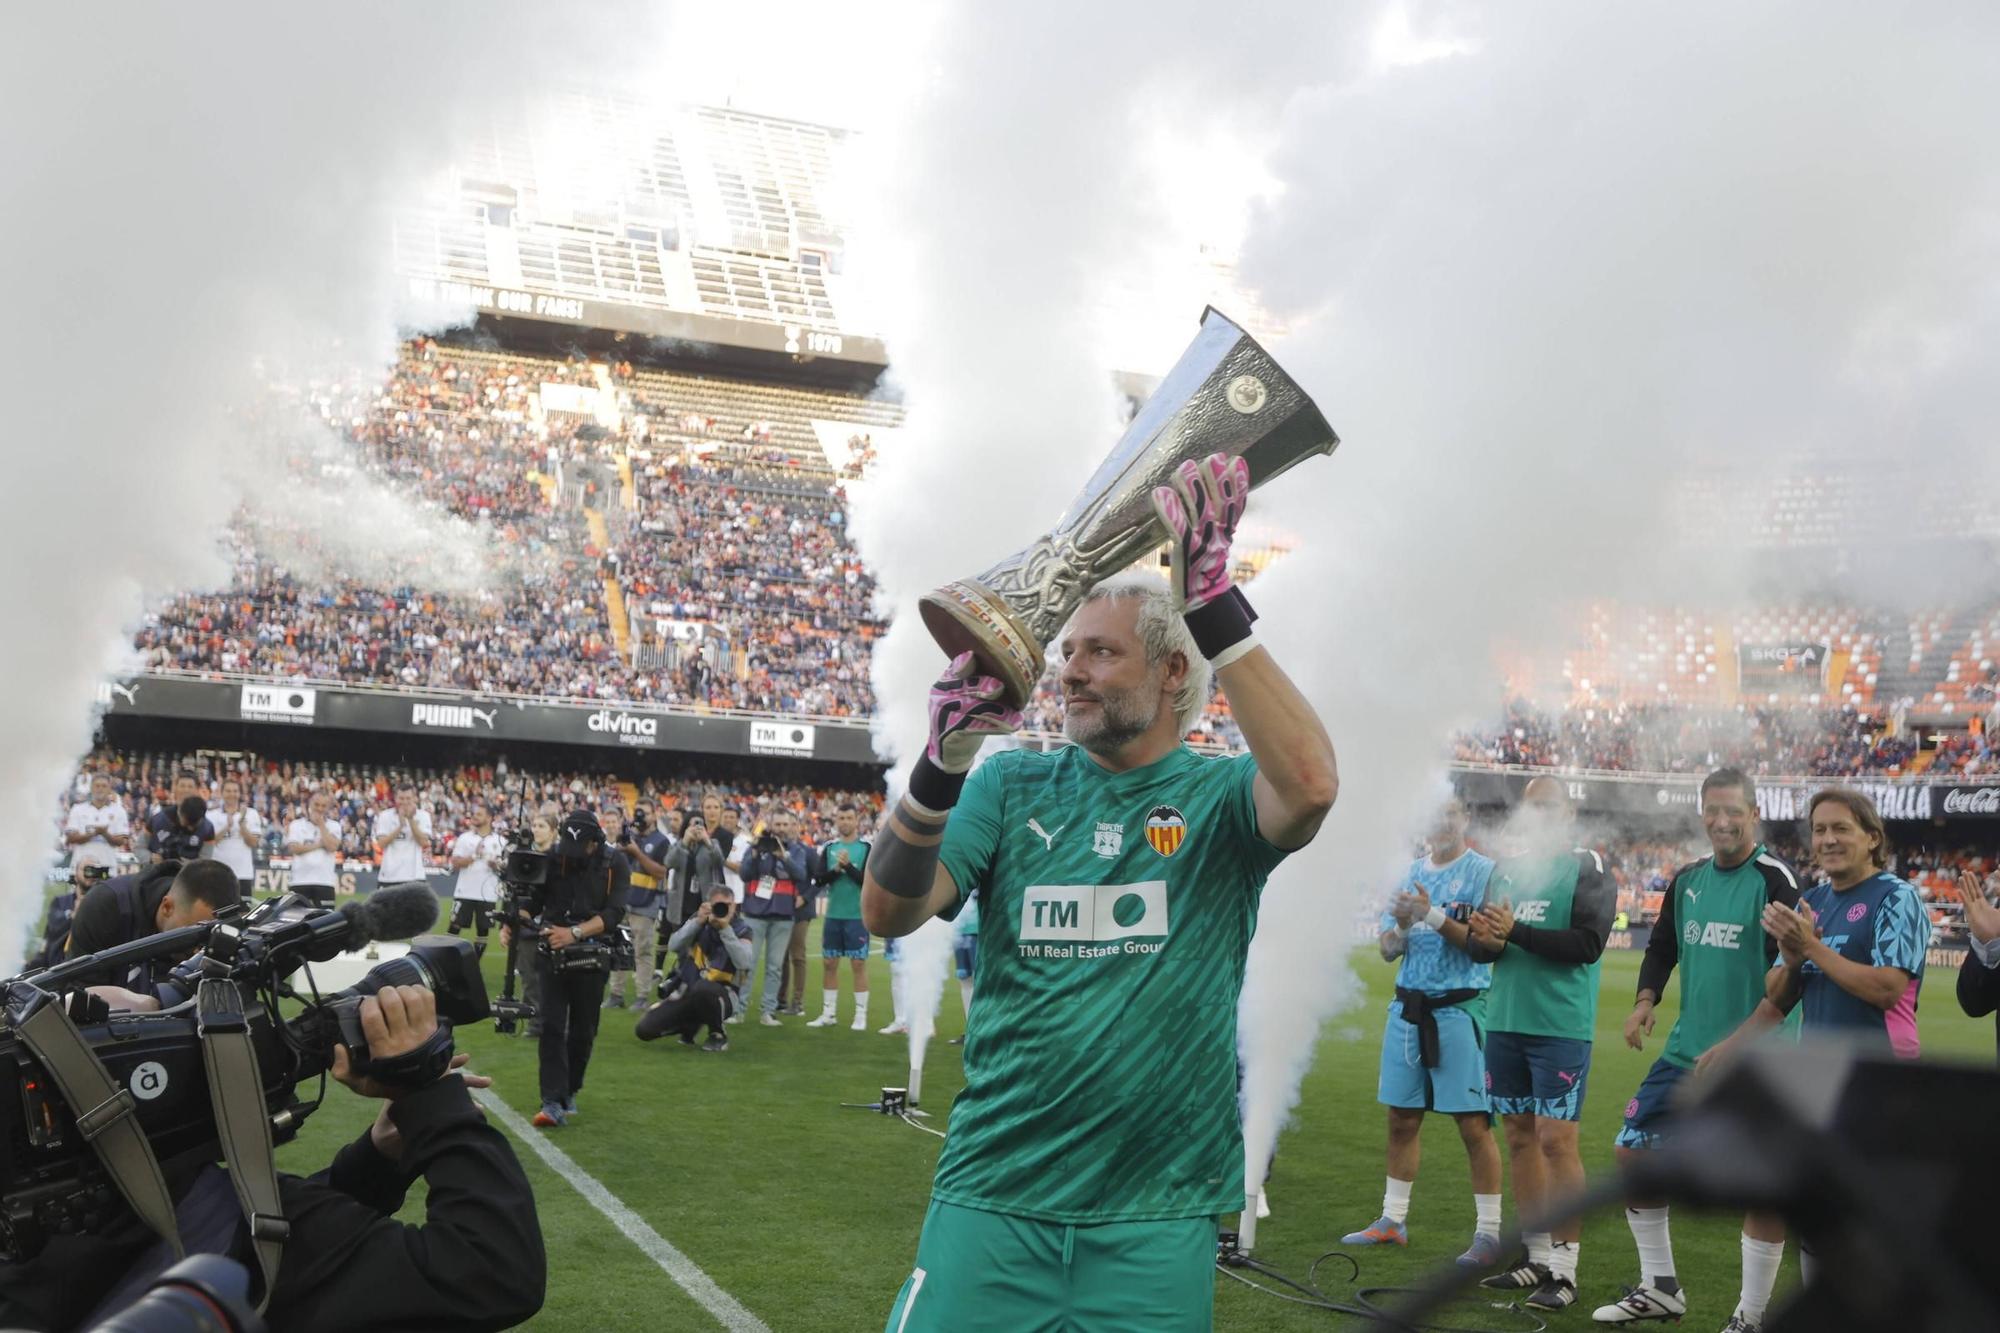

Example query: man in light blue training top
[1342,796,1502,1267]
[948,889,979,1046]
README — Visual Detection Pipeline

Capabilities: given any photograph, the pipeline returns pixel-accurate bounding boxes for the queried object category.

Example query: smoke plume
[841,1,2000,1196]
[0,3,673,963]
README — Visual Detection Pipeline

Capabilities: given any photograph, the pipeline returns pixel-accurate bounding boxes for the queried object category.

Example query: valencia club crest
[1145,805,1187,857]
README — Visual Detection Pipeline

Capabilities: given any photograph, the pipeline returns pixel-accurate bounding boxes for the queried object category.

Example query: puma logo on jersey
[1514,901,1551,923]
[1026,819,1065,851]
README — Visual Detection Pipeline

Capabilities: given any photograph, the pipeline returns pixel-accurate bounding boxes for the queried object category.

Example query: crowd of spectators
[107,337,2000,773]
[623,454,877,716]
[53,748,883,875]
[1452,697,1997,777]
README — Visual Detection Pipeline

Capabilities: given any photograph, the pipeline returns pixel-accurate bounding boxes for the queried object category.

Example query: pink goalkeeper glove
[1151,453,1250,612]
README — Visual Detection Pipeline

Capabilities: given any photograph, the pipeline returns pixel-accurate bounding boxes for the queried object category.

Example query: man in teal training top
[863,454,1339,1333]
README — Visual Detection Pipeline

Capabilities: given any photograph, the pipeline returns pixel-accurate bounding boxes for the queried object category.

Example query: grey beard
[1063,689,1160,755]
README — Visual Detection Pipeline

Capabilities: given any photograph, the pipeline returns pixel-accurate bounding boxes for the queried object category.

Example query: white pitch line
[472,1086,771,1333]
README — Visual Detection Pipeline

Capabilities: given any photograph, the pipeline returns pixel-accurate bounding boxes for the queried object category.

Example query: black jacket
[0,1076,545,1332]
[1957,950,2000,1062]
[31,890,78,969]
[63,862,180,960]
[534,847,630,931]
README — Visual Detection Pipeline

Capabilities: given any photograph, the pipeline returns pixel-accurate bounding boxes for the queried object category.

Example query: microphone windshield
[356,882,442,943]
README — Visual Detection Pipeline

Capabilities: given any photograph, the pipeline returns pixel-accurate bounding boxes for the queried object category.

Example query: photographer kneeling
[0,986,545,1332]
[500,810,629,1129]
[635,887,753,1051]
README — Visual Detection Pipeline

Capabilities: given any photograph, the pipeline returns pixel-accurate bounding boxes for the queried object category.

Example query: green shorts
[884,1197,1218,1333]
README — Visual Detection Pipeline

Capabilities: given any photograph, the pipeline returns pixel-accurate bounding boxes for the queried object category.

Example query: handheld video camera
[490,826,548,1035]
[0,888,485,1263]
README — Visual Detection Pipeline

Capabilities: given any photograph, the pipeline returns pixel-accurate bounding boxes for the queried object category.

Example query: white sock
[1798,1243,1817,1287]
[818,991,838,1020]
[1382,1177,1413,1225]
[1525,1231,1554,1268]
[1474,1193,1501,1238]
[1627,1206,1675,1286]
[959,976,974,1015]
[1548,1239,1579,1282]
[853,992,870,1024]
[1739,1235,1785,1321]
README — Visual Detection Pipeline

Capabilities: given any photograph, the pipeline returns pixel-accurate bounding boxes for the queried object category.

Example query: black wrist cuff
[1183,586,1258,661]
[907,756,967,812]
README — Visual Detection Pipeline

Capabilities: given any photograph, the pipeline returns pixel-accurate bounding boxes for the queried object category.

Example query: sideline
[472,1086,772,1333]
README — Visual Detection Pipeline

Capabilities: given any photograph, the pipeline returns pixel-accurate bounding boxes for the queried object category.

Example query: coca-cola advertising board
[1938,785,2000,819]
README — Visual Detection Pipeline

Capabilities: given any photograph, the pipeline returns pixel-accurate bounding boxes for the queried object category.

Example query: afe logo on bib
[1515,901,1551,923]
[1145,805,1187,857]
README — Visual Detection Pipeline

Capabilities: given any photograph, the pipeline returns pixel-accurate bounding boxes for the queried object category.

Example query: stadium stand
[55,748,882,871]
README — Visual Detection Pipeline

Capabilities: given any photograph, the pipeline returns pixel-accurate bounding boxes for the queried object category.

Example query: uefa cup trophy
[919,307,1340,706]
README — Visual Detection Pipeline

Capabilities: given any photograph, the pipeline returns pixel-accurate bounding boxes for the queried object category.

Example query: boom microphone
[285,883,442,966]
[342,881,443,944]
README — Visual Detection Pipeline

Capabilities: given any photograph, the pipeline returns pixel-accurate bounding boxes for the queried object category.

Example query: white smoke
[835,0,2000,1199]
[0,3,682,963]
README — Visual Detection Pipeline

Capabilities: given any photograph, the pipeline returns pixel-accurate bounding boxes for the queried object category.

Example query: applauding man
[1956,869,2000,1061]
[374,786,434,891]
[1762,788,1927,1057]
[865,455,1338,1333]
[1344,797,1501,1267]
[1469,777,1615,1312]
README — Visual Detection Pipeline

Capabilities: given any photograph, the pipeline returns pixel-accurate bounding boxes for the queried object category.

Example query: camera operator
[738,811,810,1026]
[30,863,108,969]
[606,804,671,1011]
[635,887,753,1050]
[149,792,213,865]
[62,859,243,994]
[500,810,629,1128]
[0,987,546,1332]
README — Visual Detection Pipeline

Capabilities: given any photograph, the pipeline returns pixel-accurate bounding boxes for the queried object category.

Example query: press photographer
[29,864,107,970]
[634,887,752,1051]
[0,892,545,1331]
[603,805,668,1011]
[737,811,809,1026]
[498,810,629,1128]
[147,794,212,866]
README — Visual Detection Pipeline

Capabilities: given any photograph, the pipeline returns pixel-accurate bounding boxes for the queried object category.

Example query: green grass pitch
[261,932,1991,1331]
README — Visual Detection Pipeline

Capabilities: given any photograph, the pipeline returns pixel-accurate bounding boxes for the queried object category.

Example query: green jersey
[820,838,869,920]
[1485,848,1615,1040]
[932,745,1288,1224]
[1652,847,1801,1069]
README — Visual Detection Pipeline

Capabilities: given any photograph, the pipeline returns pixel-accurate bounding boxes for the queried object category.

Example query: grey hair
[1073,570,1212,738]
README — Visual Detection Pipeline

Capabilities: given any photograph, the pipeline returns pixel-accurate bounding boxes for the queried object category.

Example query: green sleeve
[1223,753,1290,880]
[937,757,1008,921]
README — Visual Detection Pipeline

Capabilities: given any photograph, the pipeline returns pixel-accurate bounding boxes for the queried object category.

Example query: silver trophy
[919,307,1340,707]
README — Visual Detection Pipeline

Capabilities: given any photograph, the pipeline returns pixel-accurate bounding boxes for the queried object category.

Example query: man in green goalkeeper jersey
[863,454,1339,1333]
[1591,767,1800,1331]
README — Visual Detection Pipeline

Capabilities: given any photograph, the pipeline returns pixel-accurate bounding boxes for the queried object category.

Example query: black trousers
[448,900,494,954]
[535,953,607,1107]
[635,979,734,1042]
